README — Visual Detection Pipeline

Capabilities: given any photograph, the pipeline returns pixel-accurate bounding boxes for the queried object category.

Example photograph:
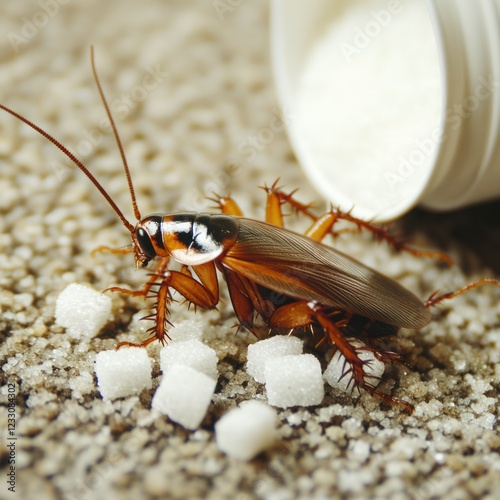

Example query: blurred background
[1,2,499,499]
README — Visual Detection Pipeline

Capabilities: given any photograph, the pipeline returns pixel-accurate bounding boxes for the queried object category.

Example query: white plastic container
[272,0,500,222]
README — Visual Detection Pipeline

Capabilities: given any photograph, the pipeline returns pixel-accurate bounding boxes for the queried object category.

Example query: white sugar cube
[215,401,278,461]
[324,342,385,392]
[95,349,152,400]
[247,336,304,383]
[160,340,218,380]
[167,319,204,342]
[152,364,216,430]
[265,354,324,408]
[55,283,112,339]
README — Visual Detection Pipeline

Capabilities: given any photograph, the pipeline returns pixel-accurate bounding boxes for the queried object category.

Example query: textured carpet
[1,1,499,499]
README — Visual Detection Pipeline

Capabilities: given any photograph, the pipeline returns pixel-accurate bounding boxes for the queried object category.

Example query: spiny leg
[269,300,415,413]
[208,193,243,216]
[261,180,350,241]
[219,263,282,339]
[209,194,277,336]
[178,261,219,310]
[117,262,220,348]
[261,179,288,227]
[103,256,170,298]
[93,251,172,347]
[210,181,288,226]
[330,208,453,264]
[219,265,256,333]
[117,277,173,349]
[425,278,500,308]
[337,314,405,365]
[262,181,453,264]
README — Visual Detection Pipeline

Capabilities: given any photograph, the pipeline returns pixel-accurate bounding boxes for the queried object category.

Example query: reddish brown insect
[1,48,499,413]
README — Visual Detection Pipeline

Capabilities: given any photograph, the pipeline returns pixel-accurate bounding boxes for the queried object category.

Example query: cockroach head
[132,215,163,268]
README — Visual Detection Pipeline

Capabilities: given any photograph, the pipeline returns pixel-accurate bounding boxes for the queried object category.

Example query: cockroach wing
[221,218,431,329]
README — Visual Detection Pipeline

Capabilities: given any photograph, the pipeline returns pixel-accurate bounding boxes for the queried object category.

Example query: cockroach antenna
[0,47,139,233]
[89,45,142,223]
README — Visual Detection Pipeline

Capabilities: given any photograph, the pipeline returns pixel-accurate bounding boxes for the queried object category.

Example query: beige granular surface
[1,2,500,499]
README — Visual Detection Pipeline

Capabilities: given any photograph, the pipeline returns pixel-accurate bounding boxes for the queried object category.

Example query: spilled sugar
[324,340,385,393]
[246,335,304,384]
[95,349,153,400]
[296,0,442,216]
[215,401,278,461]
[55,283,112,339]
[152,364,217,430]
[160,339,219,380]
[265,354,324,408]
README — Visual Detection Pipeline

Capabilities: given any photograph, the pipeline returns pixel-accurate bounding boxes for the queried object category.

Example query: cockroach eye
[136,227,157,262]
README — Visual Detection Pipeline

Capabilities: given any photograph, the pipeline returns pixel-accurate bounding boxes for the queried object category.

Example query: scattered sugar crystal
[95,349,152,400]
[160,340,218,380]
[473,412,496,431]
[215,401,278,461]
[55,283,112,339]
[415,400,443,419]
[494,364,500,384]
[323,341,385,392]
[265,354,324,408]
[247,336,304,383]
[69,370,94,400]
[349,440,370,463]
[152,364,216,429]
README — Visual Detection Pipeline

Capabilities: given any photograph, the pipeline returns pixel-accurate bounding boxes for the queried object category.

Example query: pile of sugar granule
[296,0,442,215]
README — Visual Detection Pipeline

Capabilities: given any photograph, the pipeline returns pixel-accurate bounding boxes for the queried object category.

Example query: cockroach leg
[109,257,218,348]
[269,300,415,413]
[270,302,366,386]
[363,344,405,366]
[304,212,342,241]
[207,193,243,216]
[263,181,453,264]
[425,278,500,308]
[118,277,173,348]
[102,257,170,298]
[121,262,219,349]
[336,210,453,265]
[117,263,220,348]
[261,180,286,227]
[219,266,255,333]
[91,245,134,256]
[268,187,344,239]
[359,383,415,414]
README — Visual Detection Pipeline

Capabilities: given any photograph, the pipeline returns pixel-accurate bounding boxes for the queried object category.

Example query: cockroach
[1,48,499,413]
